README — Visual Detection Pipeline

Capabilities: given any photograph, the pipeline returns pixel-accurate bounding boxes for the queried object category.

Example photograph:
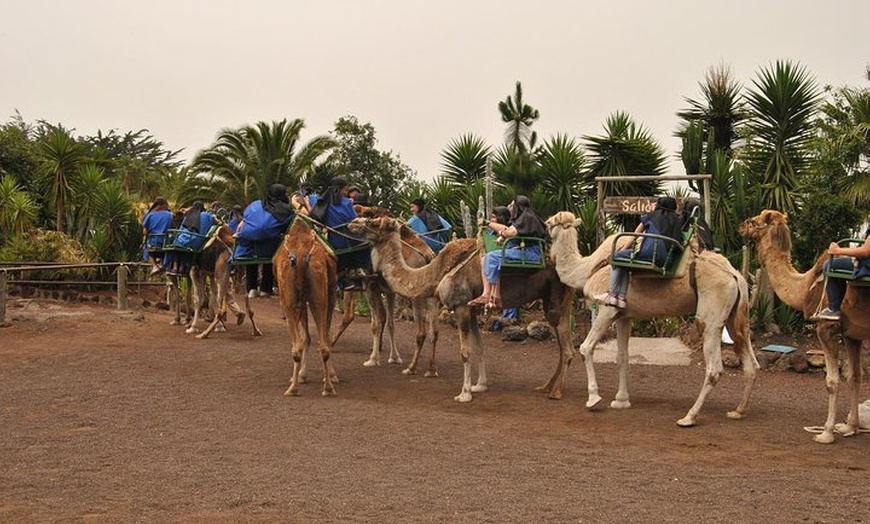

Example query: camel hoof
[321,389,337,397]
[726,410,745,420]
[253,328,263,337]
[586,395,604,410]
[424,370,438,378]
[283,387,299,397]
[835,423,857,437]
[454,392,473,403]
[610,399,631,409]
[547,390,563,400]
[195,333,207,340]
[170,320,181,326]
[185,327,197,335]
[676,417,696,427]
[401,367,415,375]
[362,359,378,367]
[813,432,836,444]
[471,384,488,393]
[388,357,403,365]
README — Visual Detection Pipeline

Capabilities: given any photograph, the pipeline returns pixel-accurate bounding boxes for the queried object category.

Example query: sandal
[467,295,489,307]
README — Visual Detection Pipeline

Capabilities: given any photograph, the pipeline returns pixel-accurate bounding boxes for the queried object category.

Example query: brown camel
[546,211,758,427]
[186,224,260,339]
[347,216,577,403]
[274,216,339,396]
[331,206,441,376]
[740,209,868,443]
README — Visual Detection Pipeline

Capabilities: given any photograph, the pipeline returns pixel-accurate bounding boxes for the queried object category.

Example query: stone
[502,325,528,342]
[721,349,740,369]
[527,321,553,341]
[790,352,809,373]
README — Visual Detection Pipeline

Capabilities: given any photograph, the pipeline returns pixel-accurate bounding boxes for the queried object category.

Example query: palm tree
[0,174,38,239]
[440,134,491,187]
[536,133,589,218]
[743,60,821,214]
[814,81,870,208]
[38,125,81,232]
[584,111,667,231]
[498,81,540,190]
[72,163,105,241]
[191,119,335,206]
[677,63,747,162]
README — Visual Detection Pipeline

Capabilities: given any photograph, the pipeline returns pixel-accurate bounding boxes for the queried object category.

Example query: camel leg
[363,290,385,367]
[244,288,262,336]
[579,305,619,409]
[168,277,182,326]
[454,306,484,402]
[313,276,337,397]
[405,297,433,375]
[724,300,759,420]
[676,318,725,426]
[815,323,842,444]
[384,293,403,366]
[198,259,235,340]
[611,316,633,409]
[537,291,575,399]
[186,268,204,334]
[423,297,439,378]
[284,317,306,397]
[332,291,356,346]
[835,337,862,438]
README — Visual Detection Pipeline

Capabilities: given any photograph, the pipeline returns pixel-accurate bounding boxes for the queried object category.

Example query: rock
[790,352,809,373]
[755,351,770,371]
[721,349,740,369]
[526,321,553,341]
[502,325,528,342]
[772,353,791,372]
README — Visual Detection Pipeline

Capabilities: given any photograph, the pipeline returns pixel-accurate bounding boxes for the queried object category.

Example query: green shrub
[0,229,95,279]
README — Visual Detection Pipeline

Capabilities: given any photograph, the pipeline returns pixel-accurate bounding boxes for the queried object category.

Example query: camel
[546,211,758,427]
[274,216,339,396]
[739,209,868,443]
[347,216,589,403]
[186,224,260,339]
[331,206,441,376]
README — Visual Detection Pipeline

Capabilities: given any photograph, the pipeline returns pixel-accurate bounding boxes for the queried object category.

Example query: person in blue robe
[407,197,452,253]
[141,196,173,275]
[234,184,294,297]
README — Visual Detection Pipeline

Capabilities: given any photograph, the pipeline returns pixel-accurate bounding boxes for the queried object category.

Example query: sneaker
[593,292,619,307]
[813,307,841,321]
[593,292,611,304]
[615,296,627,309]
[247,289,258,299]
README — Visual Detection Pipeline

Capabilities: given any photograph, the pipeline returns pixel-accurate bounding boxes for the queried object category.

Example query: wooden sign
[602,196,658,215]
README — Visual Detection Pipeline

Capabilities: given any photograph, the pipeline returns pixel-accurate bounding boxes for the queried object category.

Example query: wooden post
[596,180,605,244]
[702,178,712,226]
[741,245,751,279]
[0,270,7,326]
[117,264,128,311]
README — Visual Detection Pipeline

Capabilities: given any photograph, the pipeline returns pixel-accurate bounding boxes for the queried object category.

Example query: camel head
[738,210,792,254]
[216,224,235,245]
[347,216,401,244]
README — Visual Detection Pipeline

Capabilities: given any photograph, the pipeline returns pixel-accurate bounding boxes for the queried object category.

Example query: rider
[596,196,682,309]
[468,195,547,308]
[141,196,173,276]
[163,201,216,275]
[407,197,452,253]
[308,177,370,290]
[813,226,870,321]
[234,184,295,298]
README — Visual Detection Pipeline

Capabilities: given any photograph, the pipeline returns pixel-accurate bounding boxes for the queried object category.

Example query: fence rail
[0,261,159,325]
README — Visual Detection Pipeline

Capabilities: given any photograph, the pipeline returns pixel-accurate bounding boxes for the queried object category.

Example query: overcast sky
[2,0,868,182]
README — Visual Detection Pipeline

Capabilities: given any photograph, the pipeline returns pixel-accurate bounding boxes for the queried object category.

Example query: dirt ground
[0,295,868,524]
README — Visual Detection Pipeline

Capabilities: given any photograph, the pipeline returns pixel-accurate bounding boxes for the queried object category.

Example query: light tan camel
[739,209,868,443]
[546,211,758,427]
[274,216,339,396]
[331,206,441,376]
[347,216,588,403]
[186,224,260,339]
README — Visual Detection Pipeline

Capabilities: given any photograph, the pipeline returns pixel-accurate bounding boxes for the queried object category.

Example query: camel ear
[573,218,582,228]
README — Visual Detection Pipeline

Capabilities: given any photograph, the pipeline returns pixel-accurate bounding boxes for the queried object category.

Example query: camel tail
[729,275,751,356]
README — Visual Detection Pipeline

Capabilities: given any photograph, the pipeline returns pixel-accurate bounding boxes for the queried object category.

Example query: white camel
[546,211,759,426]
